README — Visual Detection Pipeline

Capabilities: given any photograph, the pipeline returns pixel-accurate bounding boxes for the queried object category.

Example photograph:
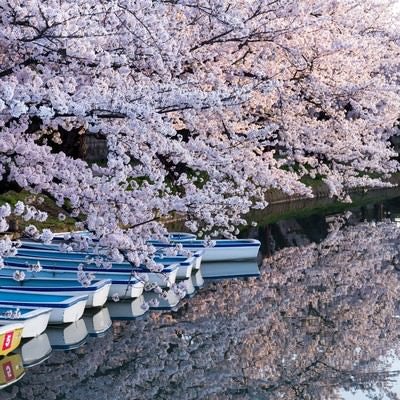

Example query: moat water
[2,195,400,399]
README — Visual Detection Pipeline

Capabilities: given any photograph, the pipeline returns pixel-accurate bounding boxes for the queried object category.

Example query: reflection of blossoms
[147,298,160,308]
[144,282,157,292]
[171,282,187,299]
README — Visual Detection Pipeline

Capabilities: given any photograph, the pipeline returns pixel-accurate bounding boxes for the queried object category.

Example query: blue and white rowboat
[0,267,144,300]
[0,277,111,308]
[0,305,51,338]
[0,291,88,324]
[148,239,261,262]
[52,231,197,241]
[5,256,179,288]
[16,248,203,279]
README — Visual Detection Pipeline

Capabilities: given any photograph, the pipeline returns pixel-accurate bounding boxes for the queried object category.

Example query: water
[2,196,400,399]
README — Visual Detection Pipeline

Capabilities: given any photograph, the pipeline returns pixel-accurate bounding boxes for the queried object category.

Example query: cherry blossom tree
[0,0,400,252]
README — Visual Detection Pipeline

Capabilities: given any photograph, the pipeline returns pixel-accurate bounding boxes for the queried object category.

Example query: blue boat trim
[153,243,260,248]
[4,260,177,274]
[51,337,88,350]
[0,270,142,285]
[203,272,261,279]
[0,291,88,307]
[0,300,78,308]
[16,249,193,265]
[0,307,50,321]
[23,353,51,368]
[0,286,98,292]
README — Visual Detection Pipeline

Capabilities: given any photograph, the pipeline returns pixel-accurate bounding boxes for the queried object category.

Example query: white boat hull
[1,286,109,309]
[49,299,87,324]
[87,283,111,307]
[10,312,48,338]
[153,240,260,262]
[0,308,51,338]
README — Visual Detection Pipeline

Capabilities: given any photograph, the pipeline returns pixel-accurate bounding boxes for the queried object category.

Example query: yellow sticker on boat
[0,325,23,356]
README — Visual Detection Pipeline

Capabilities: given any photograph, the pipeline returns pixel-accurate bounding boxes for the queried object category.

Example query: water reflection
[46,319,88,351]
[83,308,112,337]
[17,334,51,368]
[3,205,400,398]
[201,261,260,279]
[107,296,148,320]
[0,354,24,389]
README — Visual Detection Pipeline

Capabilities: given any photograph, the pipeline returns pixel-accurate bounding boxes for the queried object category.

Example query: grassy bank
[2,172,400,236]
[0,190,76,235]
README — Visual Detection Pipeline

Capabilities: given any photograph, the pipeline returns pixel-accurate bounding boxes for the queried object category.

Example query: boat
[0,323,24,356]
[20,240,65,251]
[201,260,261,279]
[20,231,197,251]
[0,353,25,389]
[0,305,51,338]
[5,256,179,288]
[16,333,52,368]
[46,318,88,350]
[107,295,148,320]
[0,277,111,308]
[0,291,88,324]
[148,239,261,262]
[15,247,203,278]
[52,230,197,241]
[83,307,112,337]
[0,267,144,299]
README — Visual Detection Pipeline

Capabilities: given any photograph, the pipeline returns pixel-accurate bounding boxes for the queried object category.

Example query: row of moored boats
[0,232,261,361]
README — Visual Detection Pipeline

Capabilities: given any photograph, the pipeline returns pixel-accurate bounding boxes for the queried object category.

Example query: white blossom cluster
[0,201,51,269]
